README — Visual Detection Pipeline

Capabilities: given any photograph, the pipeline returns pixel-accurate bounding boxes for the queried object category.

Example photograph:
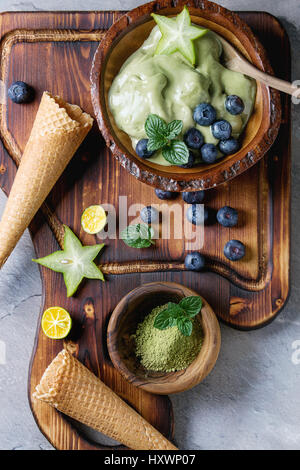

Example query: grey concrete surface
[0,0,299,451]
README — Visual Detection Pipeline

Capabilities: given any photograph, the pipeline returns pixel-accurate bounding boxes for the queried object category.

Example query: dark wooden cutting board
[0,10,290,450]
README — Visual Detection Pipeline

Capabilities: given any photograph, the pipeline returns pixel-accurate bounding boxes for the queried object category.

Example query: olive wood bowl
[107,282,221,395]
[91,0,281,191]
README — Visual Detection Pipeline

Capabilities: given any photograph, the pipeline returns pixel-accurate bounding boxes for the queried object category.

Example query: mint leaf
[154,303,183,331]
[164,302,184,319]
[166,120,183,139]
[153,299,200,336]
[143,114,188,165]
[177,317,193,336]
[154,309,177,330]
[162,140,189,165]
[179,296,202,318]
[147,136,167,152]
[145,114,168,140]
[121,223,154,248]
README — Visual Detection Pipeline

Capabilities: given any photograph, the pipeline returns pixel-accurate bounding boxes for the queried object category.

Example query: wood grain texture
[0,29,105,250]
[0,21,274,291]
[0,12,289,305]
[107,282,221,395]
[0,9,290,450]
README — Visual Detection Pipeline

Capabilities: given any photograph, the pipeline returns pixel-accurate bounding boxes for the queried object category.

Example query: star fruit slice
[152,6,208,65]
[33,225,104,297]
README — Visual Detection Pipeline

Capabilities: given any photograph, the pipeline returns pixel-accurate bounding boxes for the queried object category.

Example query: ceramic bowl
[91,0,281,191]
[107,282,221,395]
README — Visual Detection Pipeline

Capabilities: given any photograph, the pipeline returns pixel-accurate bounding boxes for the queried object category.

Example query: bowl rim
[107,281,221,395]
[91,0,281,191]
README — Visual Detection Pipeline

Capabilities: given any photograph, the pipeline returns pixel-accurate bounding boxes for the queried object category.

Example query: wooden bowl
[107,282,221,395]
[90,0,281,191]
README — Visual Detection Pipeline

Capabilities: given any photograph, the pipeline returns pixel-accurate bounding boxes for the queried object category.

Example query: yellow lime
[41,307,72,339]
[81,205,107,234]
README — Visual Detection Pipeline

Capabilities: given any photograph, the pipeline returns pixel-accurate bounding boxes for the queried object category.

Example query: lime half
[81,205,107,234]
[41,306,72,339]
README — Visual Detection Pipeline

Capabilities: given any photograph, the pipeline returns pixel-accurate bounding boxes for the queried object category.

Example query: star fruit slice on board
[152,6,208,65]
[33,225,104,297]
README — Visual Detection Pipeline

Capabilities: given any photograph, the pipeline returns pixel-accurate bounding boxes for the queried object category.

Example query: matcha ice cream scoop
[109,25,256,166]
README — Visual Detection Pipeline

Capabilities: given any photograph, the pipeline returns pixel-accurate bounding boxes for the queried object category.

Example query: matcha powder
[134,304,203,372]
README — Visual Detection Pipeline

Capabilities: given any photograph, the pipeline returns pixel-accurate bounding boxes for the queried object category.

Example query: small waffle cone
[0,92,93,267]
[33,349,177,451]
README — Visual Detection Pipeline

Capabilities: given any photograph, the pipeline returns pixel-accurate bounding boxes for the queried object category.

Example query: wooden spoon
[218,35,299,97]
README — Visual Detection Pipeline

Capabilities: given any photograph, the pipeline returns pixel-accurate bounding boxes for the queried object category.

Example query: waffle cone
[0,92,93,267]
[33,349,177,451]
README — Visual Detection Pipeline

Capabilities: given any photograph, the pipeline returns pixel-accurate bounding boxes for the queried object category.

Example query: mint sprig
[153,296,202,336]
[121,223,155,249]
[144,114,188,165]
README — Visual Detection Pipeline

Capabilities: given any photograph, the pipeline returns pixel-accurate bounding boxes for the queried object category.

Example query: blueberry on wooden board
[154,189,179,200]
[187,205,208,225]
[140,206,159,224]
[217,206,238,227]
[224,240,245,261]
[184,252,205,271]
[182,191,205,204]
[8,81,34,104]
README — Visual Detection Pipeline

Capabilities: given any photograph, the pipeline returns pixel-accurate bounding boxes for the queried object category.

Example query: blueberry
[179,150,195,168]
[211,120,232,140]
[155,189,178,200]
[182,191,205,204]
[201,143,218,163]
[184,252,205,271]
[205,207,216,226]
[224,240,245,261]
[140,206,159,224]
[193,103,216,126]
[187,204,208,225]
[219,138,240,155]
[136,139,155,159]
[225,95,245,115]
[184,128,204,150]
[217,206,238,227]
[8,81,34,104]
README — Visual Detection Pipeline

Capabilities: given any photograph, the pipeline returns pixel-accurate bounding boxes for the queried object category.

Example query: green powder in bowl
[134,304,203,372]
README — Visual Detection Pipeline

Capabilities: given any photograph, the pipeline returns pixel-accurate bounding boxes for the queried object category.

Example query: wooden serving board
[0,10,290,450]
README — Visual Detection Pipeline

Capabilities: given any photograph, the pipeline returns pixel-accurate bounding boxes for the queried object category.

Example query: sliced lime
[41,307,72,339]
[81,205,107,234]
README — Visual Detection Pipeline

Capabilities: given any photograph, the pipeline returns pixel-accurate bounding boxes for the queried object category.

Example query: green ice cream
[109,26,256,166]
